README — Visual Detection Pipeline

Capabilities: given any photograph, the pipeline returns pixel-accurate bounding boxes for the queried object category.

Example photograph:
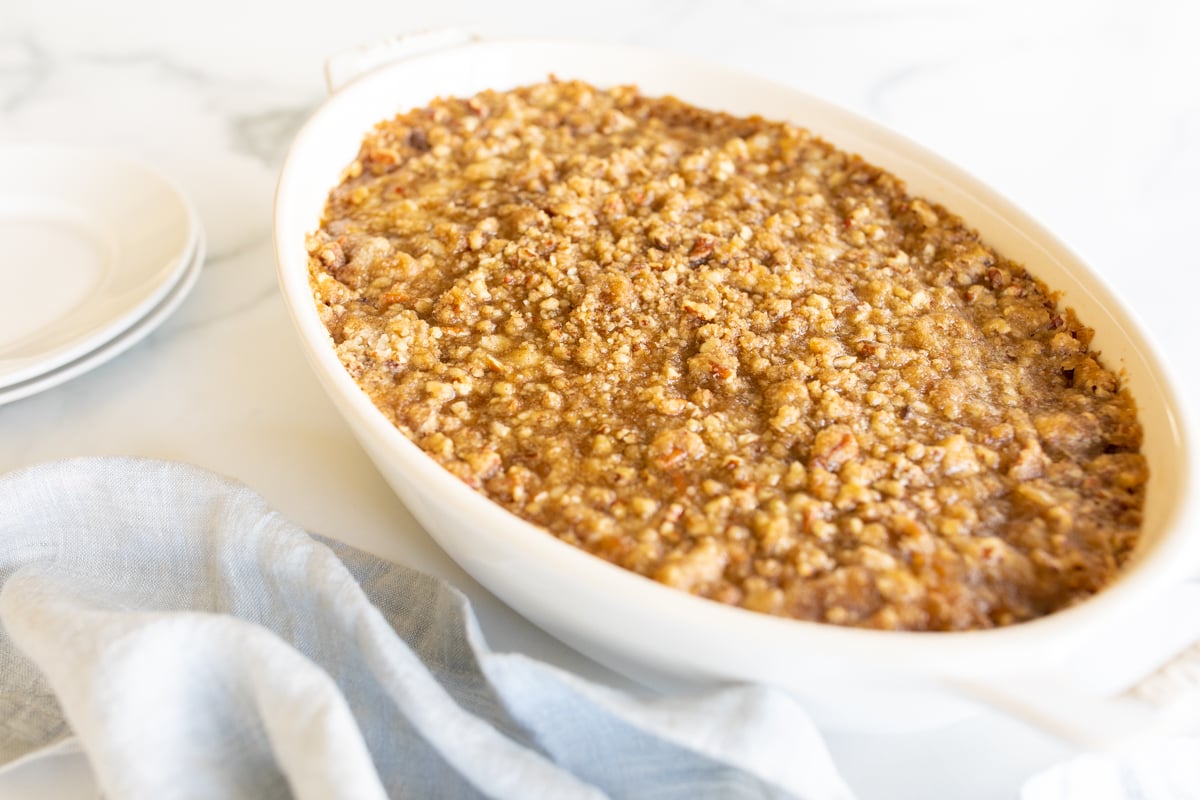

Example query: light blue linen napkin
[0,457,852,800]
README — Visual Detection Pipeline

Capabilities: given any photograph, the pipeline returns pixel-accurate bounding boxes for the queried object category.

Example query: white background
[2,0,1198,796]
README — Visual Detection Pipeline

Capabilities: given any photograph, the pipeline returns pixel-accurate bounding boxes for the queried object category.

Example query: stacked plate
[0,145,203,406]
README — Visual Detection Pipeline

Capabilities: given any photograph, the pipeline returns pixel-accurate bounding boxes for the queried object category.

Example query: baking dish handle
[950,579,1200,750]
[324,29,480,95]
[951,669,1200,752]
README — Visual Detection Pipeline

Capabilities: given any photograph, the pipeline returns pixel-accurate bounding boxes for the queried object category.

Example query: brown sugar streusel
[307,79,1146,631]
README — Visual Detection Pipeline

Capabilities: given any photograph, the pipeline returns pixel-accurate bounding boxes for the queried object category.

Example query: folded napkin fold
[0,458,853,800]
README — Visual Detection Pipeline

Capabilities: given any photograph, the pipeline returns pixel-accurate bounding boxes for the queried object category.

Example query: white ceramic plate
[0,232,204,406]
[0,145,199,387]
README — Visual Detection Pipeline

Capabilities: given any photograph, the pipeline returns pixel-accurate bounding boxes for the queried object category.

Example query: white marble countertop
[2,0,1198,796]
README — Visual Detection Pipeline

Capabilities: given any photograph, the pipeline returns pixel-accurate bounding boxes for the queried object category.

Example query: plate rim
[0,144,200,387]
[0,230,204,406]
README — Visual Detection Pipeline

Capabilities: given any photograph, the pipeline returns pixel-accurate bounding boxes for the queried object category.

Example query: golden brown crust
[308,80,1146,631]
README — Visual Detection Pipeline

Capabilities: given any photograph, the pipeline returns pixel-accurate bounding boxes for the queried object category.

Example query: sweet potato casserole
[307,80,1146,631]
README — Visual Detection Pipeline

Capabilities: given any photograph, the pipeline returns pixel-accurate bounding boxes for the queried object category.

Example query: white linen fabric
[0,457,854,800]
[1020,741,1200,800]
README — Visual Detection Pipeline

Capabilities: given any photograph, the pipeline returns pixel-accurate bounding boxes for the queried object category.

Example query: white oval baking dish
[274,32,1200,740]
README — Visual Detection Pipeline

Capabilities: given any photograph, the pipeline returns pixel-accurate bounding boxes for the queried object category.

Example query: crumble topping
[308,80,1145,631]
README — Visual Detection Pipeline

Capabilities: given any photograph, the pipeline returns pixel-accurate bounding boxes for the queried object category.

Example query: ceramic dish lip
[274,35,1199,681]
[0,143,200,386]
